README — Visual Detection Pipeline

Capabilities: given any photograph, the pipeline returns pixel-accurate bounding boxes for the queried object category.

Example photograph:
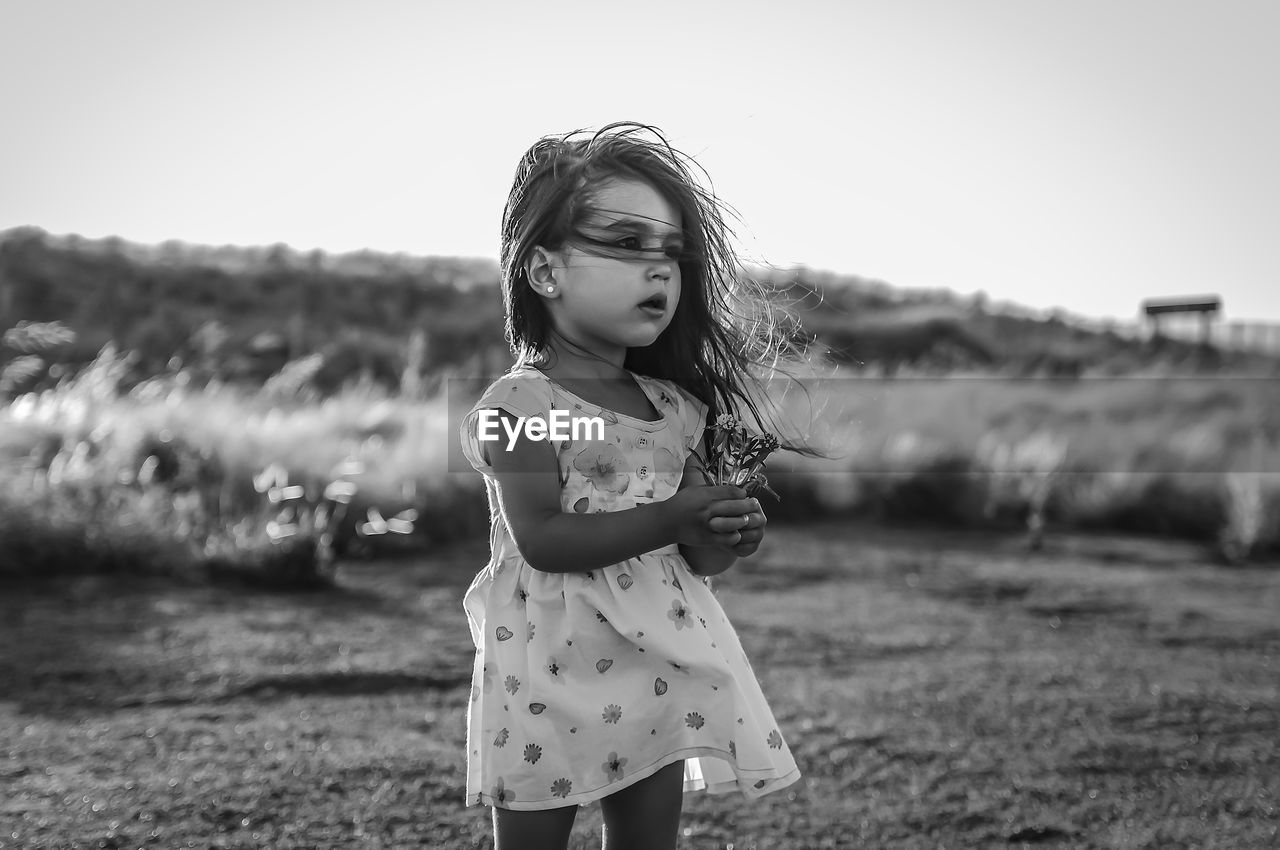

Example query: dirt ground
[1,522,1277,849]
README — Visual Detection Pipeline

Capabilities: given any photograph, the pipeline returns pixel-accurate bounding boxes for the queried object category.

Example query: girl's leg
[493,804,579,850]
[599,759,685,850]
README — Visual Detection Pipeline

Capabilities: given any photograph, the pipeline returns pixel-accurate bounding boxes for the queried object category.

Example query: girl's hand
[663,484,758,548]
[729,498,767,557]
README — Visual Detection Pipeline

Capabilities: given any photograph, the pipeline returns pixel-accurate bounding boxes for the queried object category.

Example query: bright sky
[2,0,1278,322]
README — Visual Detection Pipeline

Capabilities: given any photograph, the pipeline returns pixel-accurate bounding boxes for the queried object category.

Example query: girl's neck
[538,333,629,382]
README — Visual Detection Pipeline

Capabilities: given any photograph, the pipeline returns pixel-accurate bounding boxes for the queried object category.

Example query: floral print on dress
[491,777,513,805]
[574,442,631,494]
[686,712,705,730]
[524,743,542,764]
[504,675,520,695]
[551,778,572,798]
[602,751,628,782]
[653,446,684,486]
[494,728,509,748]
[668,600,691,630]
[602,704,622,724]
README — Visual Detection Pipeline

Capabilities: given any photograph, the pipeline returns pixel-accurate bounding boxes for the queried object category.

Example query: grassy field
[1,522,1276,849]
[4,352,1280,588]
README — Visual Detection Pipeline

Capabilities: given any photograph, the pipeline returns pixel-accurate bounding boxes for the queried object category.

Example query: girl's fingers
[703,526,765,550]
[707,512,765,534]
[707,515,751,534]
[705,498,758,518]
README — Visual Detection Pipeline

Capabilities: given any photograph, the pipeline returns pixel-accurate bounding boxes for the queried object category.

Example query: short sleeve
[667,382,709,460]
[458,373,557,475]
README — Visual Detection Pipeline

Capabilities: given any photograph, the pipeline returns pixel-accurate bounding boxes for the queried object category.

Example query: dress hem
[466,748,801,811]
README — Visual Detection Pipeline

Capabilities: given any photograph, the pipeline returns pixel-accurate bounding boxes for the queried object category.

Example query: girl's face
[537,178,683,358]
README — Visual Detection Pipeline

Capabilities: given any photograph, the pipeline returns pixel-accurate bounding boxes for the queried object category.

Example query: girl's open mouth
[637,294,667,315]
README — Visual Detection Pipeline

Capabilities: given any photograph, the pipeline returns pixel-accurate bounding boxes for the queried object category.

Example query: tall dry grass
[3,344,1278,583]
[0,342,467,583]
[764,370,1280,557]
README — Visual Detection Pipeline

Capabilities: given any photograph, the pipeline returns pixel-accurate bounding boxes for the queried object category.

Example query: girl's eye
[612,236,685,261]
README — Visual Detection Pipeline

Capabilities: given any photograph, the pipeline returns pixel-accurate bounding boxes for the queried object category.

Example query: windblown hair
[498,121,821,459]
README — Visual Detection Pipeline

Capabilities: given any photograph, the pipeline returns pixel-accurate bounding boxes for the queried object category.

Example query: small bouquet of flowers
[697,413,782,501]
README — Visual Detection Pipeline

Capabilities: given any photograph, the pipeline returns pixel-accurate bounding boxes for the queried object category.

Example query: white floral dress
[458,365,800,811]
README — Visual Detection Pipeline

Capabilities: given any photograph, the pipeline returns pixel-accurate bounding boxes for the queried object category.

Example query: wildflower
[700,414,782,500]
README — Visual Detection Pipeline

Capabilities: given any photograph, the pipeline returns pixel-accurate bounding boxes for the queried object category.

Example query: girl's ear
[526,246,561,296]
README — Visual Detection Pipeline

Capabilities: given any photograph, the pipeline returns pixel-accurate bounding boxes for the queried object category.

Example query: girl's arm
[676,452,766,577]
[486,409,754,573]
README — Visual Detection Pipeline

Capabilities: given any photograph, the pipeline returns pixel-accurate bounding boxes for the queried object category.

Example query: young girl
[458,122,808,850]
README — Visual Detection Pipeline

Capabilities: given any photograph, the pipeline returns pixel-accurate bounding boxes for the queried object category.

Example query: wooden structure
[1141,295,1221,346]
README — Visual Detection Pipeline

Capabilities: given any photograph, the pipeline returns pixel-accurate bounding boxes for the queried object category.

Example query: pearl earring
[545,285,556,294]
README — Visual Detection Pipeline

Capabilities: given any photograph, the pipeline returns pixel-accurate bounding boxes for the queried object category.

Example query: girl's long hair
[499,121,825,460]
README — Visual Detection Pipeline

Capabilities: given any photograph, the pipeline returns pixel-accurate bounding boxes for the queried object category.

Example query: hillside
[2,226,1275,393]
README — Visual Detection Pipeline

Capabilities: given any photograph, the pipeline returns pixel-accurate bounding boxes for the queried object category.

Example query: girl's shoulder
[471,365,555,416]
[459,366,558,475]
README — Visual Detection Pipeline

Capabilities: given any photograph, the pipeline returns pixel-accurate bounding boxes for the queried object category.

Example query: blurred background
[2,4,1279,846]
[2,0,1278,579]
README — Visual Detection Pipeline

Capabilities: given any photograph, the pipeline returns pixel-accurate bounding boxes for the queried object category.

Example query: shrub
[0,347,427,585]
[1103,474,1226,540]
